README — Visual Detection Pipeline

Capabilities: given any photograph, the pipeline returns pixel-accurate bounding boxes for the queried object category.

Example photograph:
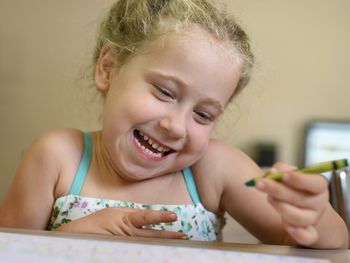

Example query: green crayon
[245,159,349,187]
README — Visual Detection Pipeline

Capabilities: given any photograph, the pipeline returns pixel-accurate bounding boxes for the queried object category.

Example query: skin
[0,24,348,248]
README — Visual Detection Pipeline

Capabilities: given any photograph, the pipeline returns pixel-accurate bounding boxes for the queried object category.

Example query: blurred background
[0,0,349,243]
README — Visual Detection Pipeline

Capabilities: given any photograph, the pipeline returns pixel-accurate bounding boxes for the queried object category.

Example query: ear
[95,45,116,92]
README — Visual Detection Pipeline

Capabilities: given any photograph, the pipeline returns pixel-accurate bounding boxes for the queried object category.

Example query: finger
[263,162,295,176]
[258,178,328,209]
[132,228,186,239]
[264,167,278,175]
[271,162,297,172]
[268,196,318,226]
[282,171,328,194]
[129,210,177,228]
[286,225,319,247]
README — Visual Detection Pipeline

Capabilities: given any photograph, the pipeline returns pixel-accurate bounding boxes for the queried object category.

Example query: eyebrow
[200,98,224,114]
[147,70,225,113]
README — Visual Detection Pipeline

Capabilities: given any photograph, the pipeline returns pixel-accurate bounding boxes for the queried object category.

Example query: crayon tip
[245,179,255,187]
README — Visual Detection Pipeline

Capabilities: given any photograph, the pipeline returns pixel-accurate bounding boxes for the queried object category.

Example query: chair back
[329,168,350,246]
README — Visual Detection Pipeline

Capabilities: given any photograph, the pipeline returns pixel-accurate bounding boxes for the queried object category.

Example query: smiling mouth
[133,130,174,159]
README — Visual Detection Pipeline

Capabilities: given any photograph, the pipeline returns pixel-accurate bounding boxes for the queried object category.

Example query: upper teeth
[139,131,170,153]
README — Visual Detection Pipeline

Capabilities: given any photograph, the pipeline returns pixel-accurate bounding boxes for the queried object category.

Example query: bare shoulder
[0,128,85,229]
[29,128,86,194]
[25,128,84,174]
[31,128,84,155]
[194,139,261,186]
[192,139,262,213]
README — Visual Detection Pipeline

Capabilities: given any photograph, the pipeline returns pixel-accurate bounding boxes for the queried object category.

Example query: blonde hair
[93,0,254,97]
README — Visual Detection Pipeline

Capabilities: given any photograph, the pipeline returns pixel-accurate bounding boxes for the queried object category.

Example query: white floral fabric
[48,194,224,241]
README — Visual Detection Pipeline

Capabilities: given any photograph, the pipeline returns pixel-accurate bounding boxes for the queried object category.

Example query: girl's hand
[54,207,186,239]
[255,162,329,246]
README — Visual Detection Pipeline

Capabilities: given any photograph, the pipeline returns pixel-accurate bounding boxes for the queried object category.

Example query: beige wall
[216,0,350,165]
[0,0,349,243]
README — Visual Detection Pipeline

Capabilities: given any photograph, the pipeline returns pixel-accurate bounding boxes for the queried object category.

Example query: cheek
[125,98,162,123]
[188,125,211,153]
[105,92,157,121]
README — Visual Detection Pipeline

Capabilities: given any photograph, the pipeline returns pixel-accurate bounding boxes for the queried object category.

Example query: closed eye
[193,111,214,125]
[154,85,175,101]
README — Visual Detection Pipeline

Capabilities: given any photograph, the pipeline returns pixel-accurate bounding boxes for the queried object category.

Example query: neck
[91,131,129,184]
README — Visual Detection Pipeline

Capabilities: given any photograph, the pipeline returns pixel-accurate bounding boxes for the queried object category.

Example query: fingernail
[256,181,264,189]
[287,226,297,233]
[269,168,278,173]
[170,213,177,220]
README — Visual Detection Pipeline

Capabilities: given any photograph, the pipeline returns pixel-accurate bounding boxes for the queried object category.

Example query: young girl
[0,0,348,248]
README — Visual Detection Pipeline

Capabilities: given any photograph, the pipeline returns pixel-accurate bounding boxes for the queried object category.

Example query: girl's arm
[54,206,186,239]
[195,140,288,244]
[196,140,348,248]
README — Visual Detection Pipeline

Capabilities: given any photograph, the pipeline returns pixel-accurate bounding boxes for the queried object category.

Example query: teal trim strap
[69,132,93,195]
[182,167,201,204]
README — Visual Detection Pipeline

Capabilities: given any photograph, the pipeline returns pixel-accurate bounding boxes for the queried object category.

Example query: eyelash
[193,111,214,124]
[154,85,175,100]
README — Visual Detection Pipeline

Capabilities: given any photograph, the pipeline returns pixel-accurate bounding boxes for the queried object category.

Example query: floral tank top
[48,133,224,241]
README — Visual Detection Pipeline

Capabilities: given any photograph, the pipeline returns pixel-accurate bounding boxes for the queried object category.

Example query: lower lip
[132,133,169,162]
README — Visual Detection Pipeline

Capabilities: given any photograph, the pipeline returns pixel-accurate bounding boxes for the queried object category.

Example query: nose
[158,109,187,139]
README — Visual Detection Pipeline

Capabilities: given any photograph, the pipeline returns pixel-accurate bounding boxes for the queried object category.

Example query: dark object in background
[254,143,277,168]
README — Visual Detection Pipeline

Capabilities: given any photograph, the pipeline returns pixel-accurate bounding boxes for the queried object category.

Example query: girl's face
[97,25,242,180]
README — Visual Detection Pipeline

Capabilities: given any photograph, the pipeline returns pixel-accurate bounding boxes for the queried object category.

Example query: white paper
[0,232,330,263]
